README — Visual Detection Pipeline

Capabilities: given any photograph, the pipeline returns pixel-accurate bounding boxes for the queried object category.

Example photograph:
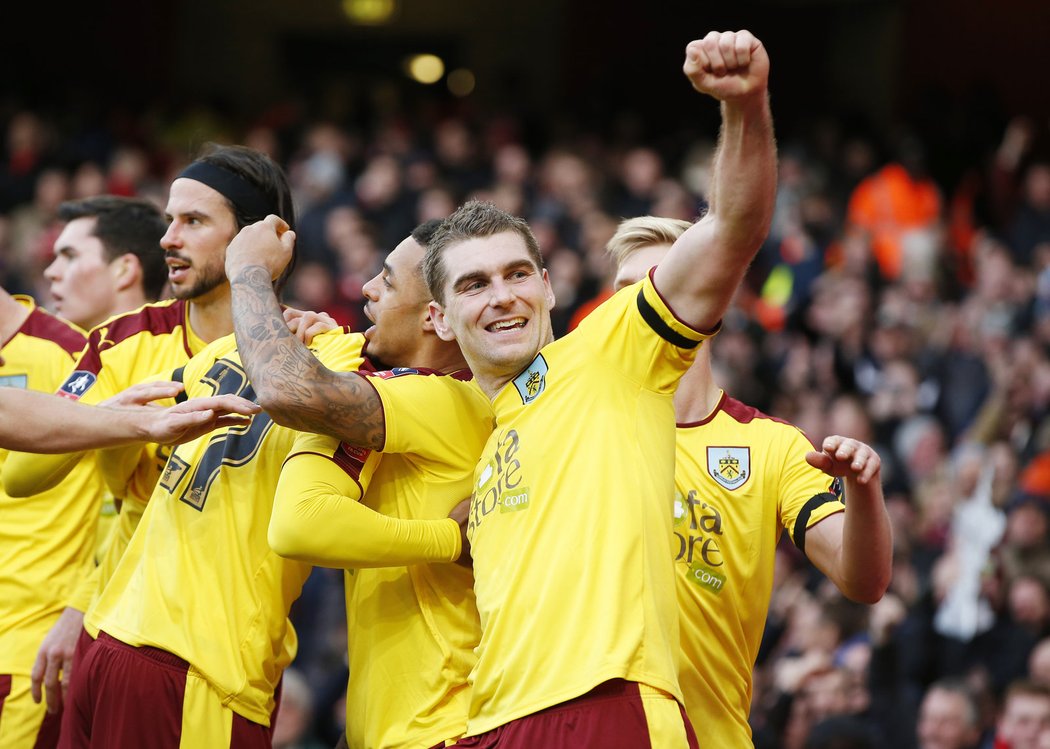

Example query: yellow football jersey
[310,369,493,749]
[88,330,366,726]
[461,275,707,736]
[673,393,845,747]
[2,298,207,620]
[0,296,100,677]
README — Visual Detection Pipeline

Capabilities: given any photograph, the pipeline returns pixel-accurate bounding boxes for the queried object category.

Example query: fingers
[284,308,338,343]
[690,30,755,76]
[265,214,290,235]
[819,435,881,484]
[30,650,46,703]
[211,415,255,430]
[61,650,74,701]
[42,650,62,713]
[805,449,833,474]
[180,395,262,417]
[103,381,185,408]
[301,318,337,345]
[683,29,767,100]
[158,396,262,444]
[683,39,709,78]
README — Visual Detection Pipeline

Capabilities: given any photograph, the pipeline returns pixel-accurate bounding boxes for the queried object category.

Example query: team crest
[512,354,548,404]
[56,370,96,400]
[0,374,28,389]
[707,447,750,490]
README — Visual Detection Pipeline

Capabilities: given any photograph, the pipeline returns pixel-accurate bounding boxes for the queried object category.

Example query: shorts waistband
[539,679,640,715]
[97,631,190,670]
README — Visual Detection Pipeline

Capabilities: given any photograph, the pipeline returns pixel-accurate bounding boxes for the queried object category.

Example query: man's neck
[80,291,151,333]
[109,290,149,325]
[187,287,235,344]
[395,341,469,377]
[673,357,723,424]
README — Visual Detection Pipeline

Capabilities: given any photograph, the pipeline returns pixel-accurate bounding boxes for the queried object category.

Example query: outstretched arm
[269,438,462,568]
[225,217,386,449]
[803,435,893,604]
[652,29,777,331]
[0,388,259,453]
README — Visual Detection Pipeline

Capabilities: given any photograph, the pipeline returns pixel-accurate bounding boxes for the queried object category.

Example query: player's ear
[429,300,456,342]
[542,268,556,310]
[111,253,142,292]
[421,303,436,333]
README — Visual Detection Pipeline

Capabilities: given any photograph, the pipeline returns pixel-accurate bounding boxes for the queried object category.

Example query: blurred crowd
[3,91,1050,749]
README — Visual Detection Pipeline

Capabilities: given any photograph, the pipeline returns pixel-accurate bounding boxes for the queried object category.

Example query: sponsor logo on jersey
[500,489,530,513]
[707,446,750,490]
[468,428,528,536]
[0,374,28,389]
[685,561,726,595]
[512,354,547,404]
[56,370,96,400]
[674,489,727,595]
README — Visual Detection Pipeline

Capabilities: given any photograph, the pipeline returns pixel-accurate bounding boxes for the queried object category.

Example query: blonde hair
[605,216,693,269]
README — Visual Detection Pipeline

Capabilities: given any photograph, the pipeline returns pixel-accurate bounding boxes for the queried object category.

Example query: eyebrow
[450,259,535,290]
[165,209,210,222]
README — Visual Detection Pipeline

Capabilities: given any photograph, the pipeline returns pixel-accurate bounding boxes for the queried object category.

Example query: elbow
[253,385,296,427]
[842,569,892,606]
[268,521,301,560]
[267,517,314,562]
[252,382,281,413]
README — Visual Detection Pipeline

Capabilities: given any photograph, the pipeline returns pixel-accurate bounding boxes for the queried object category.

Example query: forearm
[269,453,461,568]
[3,450,85,496]
[653,93,776,329]
[837,477,893,603]
[710,95,777,251]
[228,265,385,448]
[0,390,150,454]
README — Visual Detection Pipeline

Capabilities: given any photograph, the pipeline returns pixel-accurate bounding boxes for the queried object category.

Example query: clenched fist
[683,30,769,102]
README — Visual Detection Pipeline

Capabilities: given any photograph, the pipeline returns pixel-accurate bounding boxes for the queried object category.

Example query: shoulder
[309,329,368,365]
[368,366,489,409]
[88,299,187,349]
[706,396,816,447]
[19,302,86,357]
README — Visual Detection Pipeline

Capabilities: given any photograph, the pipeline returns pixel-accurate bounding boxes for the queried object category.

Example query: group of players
[0,30,892,749]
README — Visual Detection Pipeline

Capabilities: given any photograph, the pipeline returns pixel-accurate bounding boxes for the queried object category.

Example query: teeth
[489,319,525,332]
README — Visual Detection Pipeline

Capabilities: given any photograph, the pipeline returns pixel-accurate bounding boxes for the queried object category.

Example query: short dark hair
[193,143,297,295]
[407,218,446,285]
[57,195,168,301]
[411,218,444,249]
[423,200,542,304]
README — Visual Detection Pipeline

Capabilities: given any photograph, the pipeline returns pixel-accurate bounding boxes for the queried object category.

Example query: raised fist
[683,30,770,102]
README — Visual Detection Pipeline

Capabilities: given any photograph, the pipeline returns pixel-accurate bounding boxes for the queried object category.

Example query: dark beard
[173,265,227,301]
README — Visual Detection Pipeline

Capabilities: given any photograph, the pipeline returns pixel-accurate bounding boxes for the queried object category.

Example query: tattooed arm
[225,217,386,450]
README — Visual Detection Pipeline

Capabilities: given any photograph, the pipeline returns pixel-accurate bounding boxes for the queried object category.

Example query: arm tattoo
[230,265,386,449]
